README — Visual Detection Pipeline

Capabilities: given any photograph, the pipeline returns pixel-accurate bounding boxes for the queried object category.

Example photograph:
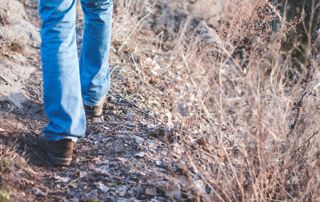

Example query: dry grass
[112,0,320,201]
[0,143,31,201]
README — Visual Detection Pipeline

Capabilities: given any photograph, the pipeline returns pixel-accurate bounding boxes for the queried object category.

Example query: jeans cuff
[44,132,79,143]
[83,95,106,107]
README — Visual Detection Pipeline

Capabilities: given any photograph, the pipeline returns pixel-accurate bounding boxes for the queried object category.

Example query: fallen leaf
[0,189,10,202]
[69,181,78,189]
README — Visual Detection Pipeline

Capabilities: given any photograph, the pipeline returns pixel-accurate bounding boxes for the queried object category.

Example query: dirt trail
[0,0,212,201]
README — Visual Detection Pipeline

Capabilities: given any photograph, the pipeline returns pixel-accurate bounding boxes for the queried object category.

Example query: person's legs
[80,0,113,107]
[39,0,86,142]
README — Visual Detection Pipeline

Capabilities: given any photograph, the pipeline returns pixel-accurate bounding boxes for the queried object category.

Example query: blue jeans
[39,0,113,141]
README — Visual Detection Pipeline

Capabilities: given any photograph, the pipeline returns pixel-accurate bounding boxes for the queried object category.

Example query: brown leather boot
[38,135,75,166]
[84,103,104,118]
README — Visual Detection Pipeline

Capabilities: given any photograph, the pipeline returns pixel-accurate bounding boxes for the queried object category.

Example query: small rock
[69,198,80,202]
[5,91,27,109]
[134,152,145,158]
[94,166,109,175]
[116,157,127,163]
[177,103,189,117]
[145,187,157,196]
[33,188,46,197]
[117,186,127,197]
[54,175,70,183]
[155,160,163,167]
[95,182,110,193]
[66,188,76,199]
[149,198,161,202]
[116,198,127,202]
[132,135,145,145]
[84,189,99,201]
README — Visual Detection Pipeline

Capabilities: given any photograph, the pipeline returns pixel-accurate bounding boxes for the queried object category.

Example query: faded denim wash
[39,0,113,141]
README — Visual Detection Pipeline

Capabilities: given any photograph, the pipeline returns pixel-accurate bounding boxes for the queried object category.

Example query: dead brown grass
[112,0,320,201]
[0,143,30,201]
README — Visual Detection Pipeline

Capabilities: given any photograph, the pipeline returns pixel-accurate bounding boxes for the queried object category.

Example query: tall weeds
[113,0,320,200]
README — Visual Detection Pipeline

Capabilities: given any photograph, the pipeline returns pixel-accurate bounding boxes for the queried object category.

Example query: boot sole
[47,152,72,166]
[85,110,103,118]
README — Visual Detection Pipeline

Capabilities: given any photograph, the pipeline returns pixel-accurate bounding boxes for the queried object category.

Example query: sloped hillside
[0,0,40,109]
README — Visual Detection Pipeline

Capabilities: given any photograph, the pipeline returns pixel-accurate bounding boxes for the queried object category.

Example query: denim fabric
[39,0,113,141]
